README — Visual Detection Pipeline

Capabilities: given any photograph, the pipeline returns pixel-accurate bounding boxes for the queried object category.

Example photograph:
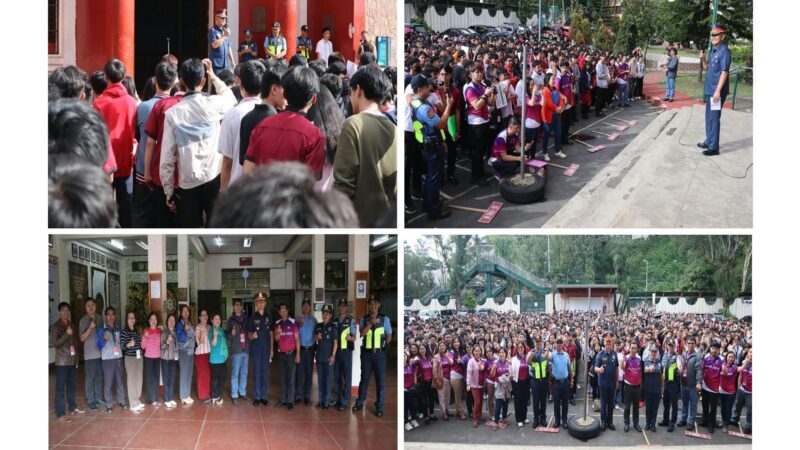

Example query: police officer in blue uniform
[410,74,453,220]
[547,337,573,430]
[208,9,235,75]
[314,304,338,409]
[296,25,313,60]
[642,347,662,432]
[697,24,731,156]
[247,292,271,406]
[527,337,550,428]
[238,28,258,63]
[353,294,392,417]
[334,298,357,410]
[595,335,619,431]
[659,340,680,431]
[295,298,317,406]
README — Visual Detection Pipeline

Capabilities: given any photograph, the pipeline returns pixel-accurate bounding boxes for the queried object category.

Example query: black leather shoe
[447,175,459,185]
[376,409,384,417]
[562,421,569,430]
[607,423,616,431]
[428,208,452,220]
[304,399,311,406]
[634,424,642,432]
[261,399,269,406]
[601,424,608,431]
[624,424,630,432]
[697,142,708,149]
[316,402,323,408]
[562,140,574,146]
[668,424,674,432]
[658,420,669,427]
[532,421,540,428]
[651,425,657,433]
[352,404,364,412]
[702,149,719,156]
[253,400,260,407]
[570,399,576,406]
[288,403,294,410]
[275,401,286,408]
[708,425,715,434]
[231,398,238,405]
[676,420,687,427]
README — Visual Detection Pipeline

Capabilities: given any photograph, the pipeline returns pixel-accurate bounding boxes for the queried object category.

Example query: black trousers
[662,381,680,424]
[465,122,490,178]
[595,88,607,115]
[561,105,575,143]
[112,175,132,228]
[599,385,615,426]
[405,388,419,421]
[552,380,569,426]
[175,175,220,228]
[465,381,474,416]
[701,389,719,428]
[143,357,161,403]
[132,180,176,228]
[419,379,434,416]
[405,130,422,206]
[512,380,528,423]
[531,379,547,424]
[624,383,641,425]
[210,362,226,400]
[644,390,660,427]
[444,131,459,178]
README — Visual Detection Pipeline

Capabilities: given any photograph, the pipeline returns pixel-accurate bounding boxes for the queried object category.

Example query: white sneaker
[524,419,530,424]
[182,397,194,405]
[411,419,420,428]
[615,405,621,410]
[543,154,551,162]
[555,151,567,159]
[165,401,175,409]
[152,402,160,407]
[518,422,523,428]
[405,423,413,431]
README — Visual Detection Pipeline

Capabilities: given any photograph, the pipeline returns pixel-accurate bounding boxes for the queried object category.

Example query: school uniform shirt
[315,39,333,65]
[701,354,724,393]
[623,353,642,386]
[439,353,453,380]
[218,96,261,187]
[404,364,415,389]
[144,94,183,188]
[719,362,738,394]
[415,356,433,382]
[490,129,517,163]
[464,81,489,125]
[274,318,299,353]
[244,110,325,175]
[739,363,752,393]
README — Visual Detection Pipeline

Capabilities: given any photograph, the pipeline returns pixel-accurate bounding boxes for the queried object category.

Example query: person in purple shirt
[414,344,435,423]
[272,303,300,410]
[615,57,631,108]
[555,61,575,145]
[449,339,468,420]
[489,118,523,179]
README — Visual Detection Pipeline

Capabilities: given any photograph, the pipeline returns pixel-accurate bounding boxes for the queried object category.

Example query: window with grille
[221,268,269,289]
[48,0,59,54]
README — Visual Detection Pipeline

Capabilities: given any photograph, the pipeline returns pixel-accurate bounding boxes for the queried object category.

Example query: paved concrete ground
[406,99,662,228]
[404,384,751,447]
[544,104,752,228]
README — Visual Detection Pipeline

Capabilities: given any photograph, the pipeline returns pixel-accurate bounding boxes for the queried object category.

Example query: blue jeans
[160,359,176,402]
[230,352,248,398]
[356,350,387,409]
[251,350,271,401]
[617,82,630,106]
[704,93,728,151]
[178,352,194,399]
[317,353,334,405]
[420,140,445,217]
[732,389,751,428]
[494,398,508,423]
[334,351,353,406]
[542,115,562,157]
[84,358,104,409]
[665,76,676,100]
[55,365,77,417]
[295,347,314,401]
[681,385,698,425]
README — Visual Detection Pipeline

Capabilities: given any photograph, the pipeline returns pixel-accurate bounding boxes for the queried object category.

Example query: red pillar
[116,0,135,78]
[274,0,298,59]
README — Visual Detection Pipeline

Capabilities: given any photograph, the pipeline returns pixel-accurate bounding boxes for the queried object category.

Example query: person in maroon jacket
[93,59,137,227]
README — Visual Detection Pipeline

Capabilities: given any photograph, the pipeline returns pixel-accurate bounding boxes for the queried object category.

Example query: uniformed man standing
[527,336,549,428]
[314,304,338,409]
[334,298,357,410]
[296,25,313,60]
[247,292,271,406]
[238,28,258,63]
[677,337,702,429]
[659,340,680,431]
[208,9,235,75]
[642,347,662,432]
[410,74,453,220]
[264,22,288,61]
[595,336,619,431]
[700,341,723,433]
[295,299,318,406]
[353,295,392,417]
[697,24,731,156]
[273,303,300,410]
[546,338,573,430]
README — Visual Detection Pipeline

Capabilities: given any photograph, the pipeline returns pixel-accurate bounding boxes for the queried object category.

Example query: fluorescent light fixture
[109,239,125,250]
[135,240,149,251]
[372,235,390,247]
[243,237,252,248]
[215,236,223,247]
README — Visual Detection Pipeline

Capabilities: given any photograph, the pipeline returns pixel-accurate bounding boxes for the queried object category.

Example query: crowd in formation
[50,293,393,422]
[403,306,752,436]
[404,30,647,219]
[48,10,397,228]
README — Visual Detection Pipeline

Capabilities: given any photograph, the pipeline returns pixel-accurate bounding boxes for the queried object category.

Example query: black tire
[498,170,546,204]
[567,415,602,441]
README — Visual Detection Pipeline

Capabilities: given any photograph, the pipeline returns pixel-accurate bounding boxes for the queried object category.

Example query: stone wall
[365,0,396,58]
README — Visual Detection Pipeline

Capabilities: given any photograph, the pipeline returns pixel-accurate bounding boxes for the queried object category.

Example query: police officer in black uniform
[527,336,550,428]
[314,304,338,409]
[595,335,619,431]
[643,347,662,432]
[334,298,356,410]
[660,340,680,431]
[247,292,271,406]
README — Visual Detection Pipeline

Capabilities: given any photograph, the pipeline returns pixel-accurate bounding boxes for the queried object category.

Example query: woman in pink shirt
[524,81,543,158]
[415,345,435,423]
[140,312,162,407]
[719,351,739,429]
[466,345,486,427]
[404,352,421,431]
[433,342,453,420]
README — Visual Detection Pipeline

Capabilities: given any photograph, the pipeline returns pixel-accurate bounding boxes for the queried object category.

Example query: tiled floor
[48,355,397,449]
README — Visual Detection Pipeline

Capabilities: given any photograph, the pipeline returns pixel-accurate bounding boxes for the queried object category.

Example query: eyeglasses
[711,32,723,37]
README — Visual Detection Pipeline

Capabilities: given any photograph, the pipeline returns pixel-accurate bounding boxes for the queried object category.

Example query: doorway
[134,0,209,91]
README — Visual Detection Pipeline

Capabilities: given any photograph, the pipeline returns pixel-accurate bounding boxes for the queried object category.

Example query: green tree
[126,283,149,331]
[410,0,433,19]
[614,0,657,54]
[516,0,538,24]
[593,19,615,52]
[463,290,477,311]
[569,8,593,46]
[658,0,752,50]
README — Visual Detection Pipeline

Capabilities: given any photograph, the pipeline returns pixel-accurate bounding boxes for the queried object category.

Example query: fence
[405,3,524,32]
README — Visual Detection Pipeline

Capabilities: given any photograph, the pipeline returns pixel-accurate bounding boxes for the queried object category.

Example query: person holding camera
[208,9,235,75]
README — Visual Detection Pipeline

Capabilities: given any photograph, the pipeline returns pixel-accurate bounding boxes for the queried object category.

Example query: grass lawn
[672,72,752,100]
[646,46,701,57]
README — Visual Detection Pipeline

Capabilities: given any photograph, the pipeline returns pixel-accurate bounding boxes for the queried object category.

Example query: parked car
[442,27,477,37]
[419,310,441,321]
[440,309,456,318]
[405,23,429,35]
[484,30,511,39]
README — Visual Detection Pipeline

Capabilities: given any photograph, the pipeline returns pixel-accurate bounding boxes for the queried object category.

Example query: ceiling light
[243,237,252,248]
[109,239,125,250]
[215,236,223,247]
[372,235,390,247]
[136,240,149,251]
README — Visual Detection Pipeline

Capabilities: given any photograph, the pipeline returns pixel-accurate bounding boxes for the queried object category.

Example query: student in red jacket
[540,73,567,162]
[93,59,138,227]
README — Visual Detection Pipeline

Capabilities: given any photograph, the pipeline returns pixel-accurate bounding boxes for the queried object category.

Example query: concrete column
[148,234,167,320]
[312,234,325,321]
[177,235,189,307]
[347,234,370,394]
[274,0,298,58]
[228,0,239,64]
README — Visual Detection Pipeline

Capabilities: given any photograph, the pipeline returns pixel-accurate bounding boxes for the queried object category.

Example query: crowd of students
[403,306,752,436]
[50,293,393,422]
[404,30,646,219]
[48,47,397,228]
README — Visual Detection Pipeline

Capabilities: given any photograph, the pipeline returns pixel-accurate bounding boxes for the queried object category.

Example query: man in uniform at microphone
[353,294,392,417]
[697,24,731,156]
[208,8,235,75]
[247,292,272,406]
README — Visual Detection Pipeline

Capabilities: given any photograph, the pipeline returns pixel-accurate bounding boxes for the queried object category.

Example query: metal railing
[478,254,550,288]
[730,66,752,111]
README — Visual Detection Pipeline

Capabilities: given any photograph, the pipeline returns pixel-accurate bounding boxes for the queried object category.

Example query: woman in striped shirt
[120,312,144,412]
[140,312,162,406]
[194,309,212,404]
[161,313,179,408]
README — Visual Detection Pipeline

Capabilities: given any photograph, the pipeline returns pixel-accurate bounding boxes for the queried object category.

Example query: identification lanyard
[111,328,120,356]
